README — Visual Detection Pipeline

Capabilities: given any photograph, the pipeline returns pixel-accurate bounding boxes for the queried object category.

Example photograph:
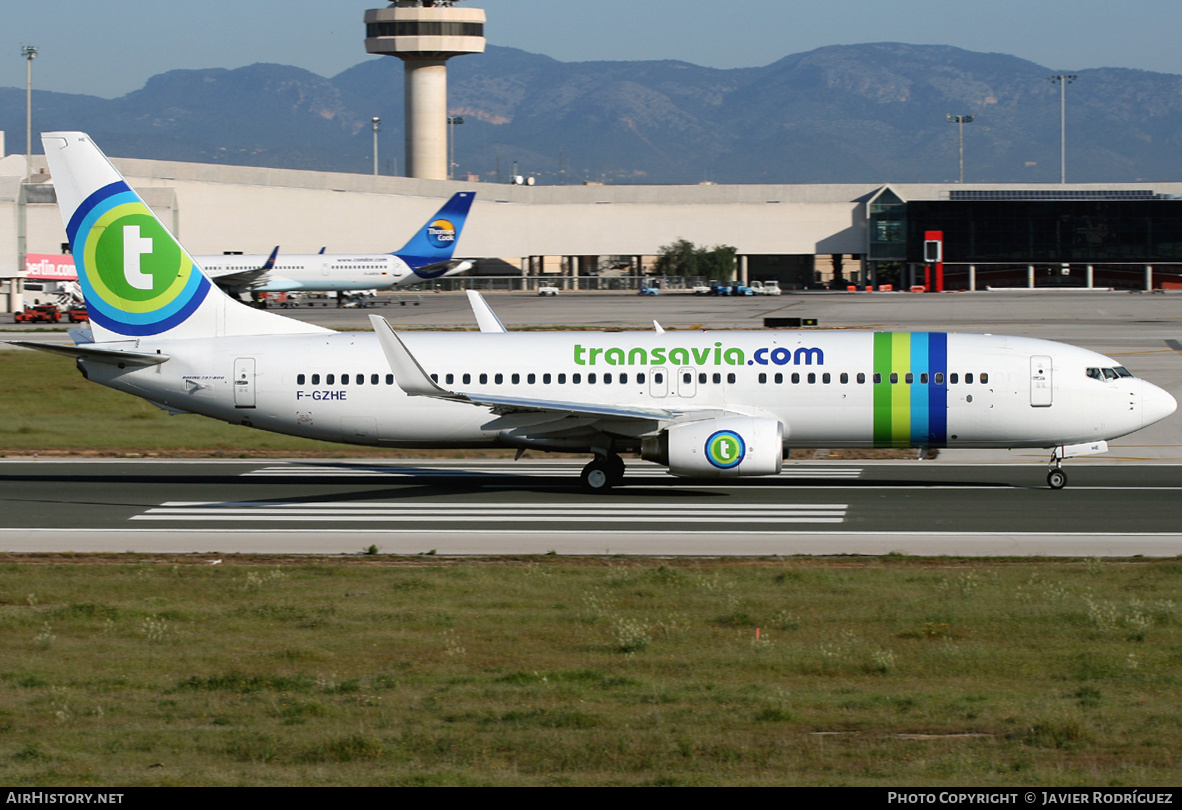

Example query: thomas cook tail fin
[41,132,327,342]
[394,191,475,280]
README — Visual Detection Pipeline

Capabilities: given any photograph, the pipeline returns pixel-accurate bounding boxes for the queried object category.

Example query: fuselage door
[650,366,668,398]
[677,367,696,398]
[1030,355,1053,407]
[234,357,257,409]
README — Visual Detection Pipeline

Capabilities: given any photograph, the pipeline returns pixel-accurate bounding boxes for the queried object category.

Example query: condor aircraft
[15,132,1177,490]
[194,192,475,298]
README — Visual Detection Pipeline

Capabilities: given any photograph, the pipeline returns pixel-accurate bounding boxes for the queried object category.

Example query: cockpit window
[1086,368,1102,380]
[1102,368,1118,381]
[1114,367,1133,378]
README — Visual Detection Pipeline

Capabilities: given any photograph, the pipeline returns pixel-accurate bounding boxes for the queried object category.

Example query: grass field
[2,556,1180,786]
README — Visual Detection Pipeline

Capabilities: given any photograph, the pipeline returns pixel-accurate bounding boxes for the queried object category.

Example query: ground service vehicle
[14,304,60,324]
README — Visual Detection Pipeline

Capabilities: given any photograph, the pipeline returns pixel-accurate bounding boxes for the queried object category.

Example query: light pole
[447,115,464,180]
[1049,74,1077,184]
[946,114,973,183]
[21,44,37,181]
[371,117,381,176]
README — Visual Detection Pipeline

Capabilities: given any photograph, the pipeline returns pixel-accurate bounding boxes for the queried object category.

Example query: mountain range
[3,43,1182,185]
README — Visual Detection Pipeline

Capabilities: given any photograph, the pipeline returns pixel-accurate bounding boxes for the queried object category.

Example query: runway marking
[240,464,864,480]
[132,500,849,526]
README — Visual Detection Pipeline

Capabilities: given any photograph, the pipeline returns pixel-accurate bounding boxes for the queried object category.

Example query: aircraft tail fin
[394,192,475,279]
[41,132,327,342]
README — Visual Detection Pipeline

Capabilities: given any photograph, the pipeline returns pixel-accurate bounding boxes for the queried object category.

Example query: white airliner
[14,132,1177,490]
[194,192,476,298]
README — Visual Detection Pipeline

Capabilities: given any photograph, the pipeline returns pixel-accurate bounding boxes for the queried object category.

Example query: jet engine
[642,416,784,478]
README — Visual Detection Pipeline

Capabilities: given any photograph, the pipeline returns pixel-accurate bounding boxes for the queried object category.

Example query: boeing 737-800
[13,132,1177,491]
[195,192,475,297]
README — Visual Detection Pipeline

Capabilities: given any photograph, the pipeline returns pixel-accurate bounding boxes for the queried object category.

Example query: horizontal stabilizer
[5,340,170,366]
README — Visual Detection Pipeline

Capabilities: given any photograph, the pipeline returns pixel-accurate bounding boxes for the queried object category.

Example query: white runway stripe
[132,500,848,525]
[240,464,864,479]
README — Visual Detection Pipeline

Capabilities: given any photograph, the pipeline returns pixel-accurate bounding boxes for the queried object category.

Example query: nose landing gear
[1045,441,1108,490]
[1047,465,1067,490]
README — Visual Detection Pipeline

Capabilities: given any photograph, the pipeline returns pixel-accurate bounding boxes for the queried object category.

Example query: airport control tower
[364,1,485,180]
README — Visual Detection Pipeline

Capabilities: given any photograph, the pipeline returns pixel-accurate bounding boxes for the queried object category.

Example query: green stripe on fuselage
[873,333,894,445]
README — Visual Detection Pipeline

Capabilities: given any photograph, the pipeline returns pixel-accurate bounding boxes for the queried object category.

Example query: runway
[2,458,1180,557]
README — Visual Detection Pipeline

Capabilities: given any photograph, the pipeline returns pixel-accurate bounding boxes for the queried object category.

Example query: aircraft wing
[368,315,733,429]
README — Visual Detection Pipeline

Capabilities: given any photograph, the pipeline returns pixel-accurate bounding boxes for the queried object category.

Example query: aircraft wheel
[580,458,613,492]
[606,454,626,485]
[1047,469,1067,490]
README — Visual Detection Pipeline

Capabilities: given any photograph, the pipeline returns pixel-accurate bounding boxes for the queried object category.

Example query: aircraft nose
[1142,380,1178,428]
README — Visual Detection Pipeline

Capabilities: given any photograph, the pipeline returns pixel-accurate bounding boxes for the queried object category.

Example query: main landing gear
[580,454,626,491]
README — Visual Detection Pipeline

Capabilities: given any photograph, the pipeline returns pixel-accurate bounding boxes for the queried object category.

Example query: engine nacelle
[643,416,784,478]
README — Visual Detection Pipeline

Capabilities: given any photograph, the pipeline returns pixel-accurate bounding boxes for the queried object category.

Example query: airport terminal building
[4,147,1182,310]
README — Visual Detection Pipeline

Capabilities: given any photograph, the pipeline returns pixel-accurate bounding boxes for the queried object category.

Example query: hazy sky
[6,0,1182,99]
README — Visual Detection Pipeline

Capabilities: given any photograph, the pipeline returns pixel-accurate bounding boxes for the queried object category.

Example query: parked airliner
[194,192,475,298]
[14,132,1177,490]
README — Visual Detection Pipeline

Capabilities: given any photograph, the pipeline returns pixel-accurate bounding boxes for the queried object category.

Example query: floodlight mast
[946,114,974,183]
[21,44,38,182]
[1049,74,1077,184]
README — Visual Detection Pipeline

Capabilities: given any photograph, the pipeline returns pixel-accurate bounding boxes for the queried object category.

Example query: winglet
[466,290,507,333]
[368,314,459,399]
[262,246,279,271]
